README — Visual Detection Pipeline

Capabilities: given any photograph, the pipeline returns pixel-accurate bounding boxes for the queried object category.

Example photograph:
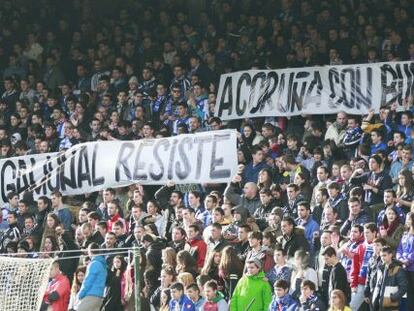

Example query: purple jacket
[396,232,414,271]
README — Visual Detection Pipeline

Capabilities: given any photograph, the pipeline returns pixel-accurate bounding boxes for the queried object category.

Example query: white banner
[215,61,414,120]
[0,130,238,205]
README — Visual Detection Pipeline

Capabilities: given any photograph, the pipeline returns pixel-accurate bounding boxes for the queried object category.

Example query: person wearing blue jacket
[169,282,195,311]
[77,243,108,311]
[268,279,298,311]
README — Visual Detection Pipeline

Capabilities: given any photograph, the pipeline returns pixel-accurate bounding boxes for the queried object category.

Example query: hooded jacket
[230,270,272,311]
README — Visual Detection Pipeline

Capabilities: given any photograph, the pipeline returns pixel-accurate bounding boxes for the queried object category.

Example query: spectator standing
[68,266,87,311]
[350,223,377,310]
[322,246,351,304]
[42,260,70,311]
[77,243,108,311]
[51,191,72,232]
[371,246,407,311]
[230,259,272,311]
[169,282,195,311]
[396,212,414,310]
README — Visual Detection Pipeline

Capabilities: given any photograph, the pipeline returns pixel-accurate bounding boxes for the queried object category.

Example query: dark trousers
[407,270,414,311]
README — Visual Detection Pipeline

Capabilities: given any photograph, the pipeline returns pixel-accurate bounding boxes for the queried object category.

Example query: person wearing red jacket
[349,222,377,311]
[42,260,70,311]
[107,201,127,233]
[187,224,207,269]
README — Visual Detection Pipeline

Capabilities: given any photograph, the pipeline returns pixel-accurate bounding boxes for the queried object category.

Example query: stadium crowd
[1,0,414,310]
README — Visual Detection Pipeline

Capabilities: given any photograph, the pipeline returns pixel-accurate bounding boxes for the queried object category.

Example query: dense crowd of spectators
[1,0,414,310]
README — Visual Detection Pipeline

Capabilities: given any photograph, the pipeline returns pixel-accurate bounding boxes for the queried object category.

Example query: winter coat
[381,223,405,250]
[364,255,382,298]
[266,264,292,287]
[77,255,107,299]
[277,228,310,259]
[372,260,408,311]
[254,203,275,231]
[340,210,372,236]
[230,271,272,311]
[146,240,164,272]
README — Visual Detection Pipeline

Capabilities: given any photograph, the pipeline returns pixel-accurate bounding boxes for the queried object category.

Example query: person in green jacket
[230,258,272,311]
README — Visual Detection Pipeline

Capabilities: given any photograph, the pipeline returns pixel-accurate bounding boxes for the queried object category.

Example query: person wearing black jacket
[364,237,387,306]
[322,246,351,304]
[277,216,310,259]
[102,255,126,311]
[154,181,184,239]
[254,188,275,231]
[0,211,21,253]
[56,227,80,284]
[32,196,52,239]
[141,234,164,273]
[371,246,408,311]
[349,155,393,207]
[149,266,175,309]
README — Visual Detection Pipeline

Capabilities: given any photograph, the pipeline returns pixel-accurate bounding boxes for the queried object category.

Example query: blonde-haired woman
[176,272,194,288]
[328,289,352,311]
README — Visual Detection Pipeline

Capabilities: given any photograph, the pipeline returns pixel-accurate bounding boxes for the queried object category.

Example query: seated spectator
[224,175,261,216]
